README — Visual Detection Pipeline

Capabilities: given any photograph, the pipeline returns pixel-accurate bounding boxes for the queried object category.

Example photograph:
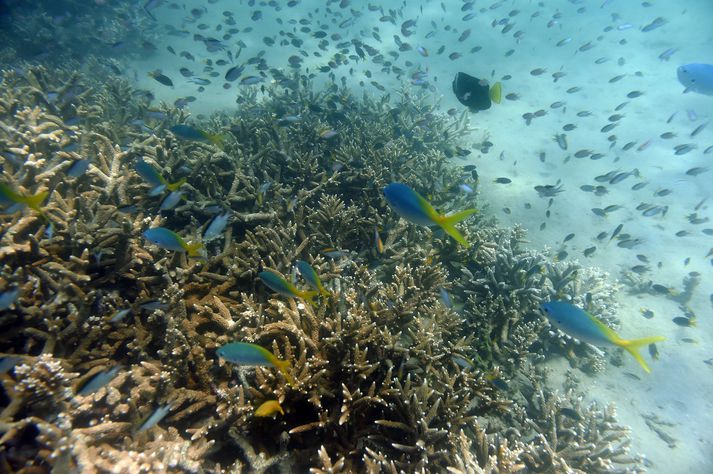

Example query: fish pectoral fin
[617,335,666,373]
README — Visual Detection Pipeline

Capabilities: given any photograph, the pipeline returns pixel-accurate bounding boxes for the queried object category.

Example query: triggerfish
[143,227,203,257]
[170,124,225,147]
[259,269,319,307]
[383,183,477,248]
[295,260,331,296]
[540,300,665,373]
[452,72,502,111]
[677,63,713,95]
[0,182,48,214]
[216,341,295,386]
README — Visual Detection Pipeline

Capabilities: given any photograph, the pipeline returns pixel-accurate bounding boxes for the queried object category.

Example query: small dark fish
[558,407,582,421]
[591,208,607,217]
[563,233,575,242]
[224,65,244,82]
[137,404,173,433]
[494,177,512,184]
[641,308,654,319]
[672,316,695,327]
[553,133,568,150]
[623,371,641,381]
[584,246,596,257]
[641,17,667,32]
[627,90,644,98]
[78,366,121,396]
[610,224,623,240]
[630,265,649,274]
[149,71,173,87]
[0,288,19,310]
[674,144,696,155]
[686,167,708,176]
[66,159,90,178]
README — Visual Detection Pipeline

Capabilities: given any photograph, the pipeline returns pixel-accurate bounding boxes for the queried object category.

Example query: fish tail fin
[167,177,187,192]
[438,209,477,248]
[299,289,320,307]
[617,335,665,373]
[207,133,226,148]
[489,82,502,104]
[24,190,49,212]
[184,240,204,258]
[274,359,296,387]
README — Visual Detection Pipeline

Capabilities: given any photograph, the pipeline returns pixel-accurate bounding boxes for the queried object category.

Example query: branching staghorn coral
[0,66,644,473]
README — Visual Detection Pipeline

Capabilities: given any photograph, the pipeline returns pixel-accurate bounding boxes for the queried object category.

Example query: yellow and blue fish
[135,159,186,196]
[216,341,295,386]
[540,300,665,373]
[170,124,225,147]
[143,227,203,258]
[295,260,331,296]
[383,183,476,248]
[0,182,48,214]
[259,269,319,307]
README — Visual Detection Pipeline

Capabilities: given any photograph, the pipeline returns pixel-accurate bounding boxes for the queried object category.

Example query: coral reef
[0,67,645,472]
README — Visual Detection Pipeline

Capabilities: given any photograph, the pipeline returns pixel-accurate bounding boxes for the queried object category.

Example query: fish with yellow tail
[142,227,204,258]
[540,300,665,373]
[452,72,502,111]
[383,183,477,248]
[0,182,48,215]
[170,124,225,147]
[259,269,319,307]
[216,342,295,387]
[295,260,331,297]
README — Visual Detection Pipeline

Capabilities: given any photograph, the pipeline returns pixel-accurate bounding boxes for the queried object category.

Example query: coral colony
[0,65,647,473]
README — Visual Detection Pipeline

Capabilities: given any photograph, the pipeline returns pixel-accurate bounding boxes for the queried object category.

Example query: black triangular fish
[452,72,502,111]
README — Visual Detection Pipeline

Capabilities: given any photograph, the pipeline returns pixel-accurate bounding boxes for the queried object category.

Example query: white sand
[125,0,712,471]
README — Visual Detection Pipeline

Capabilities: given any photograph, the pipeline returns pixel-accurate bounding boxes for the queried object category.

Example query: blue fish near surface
[677,63,713,95]
[540,300,665,373]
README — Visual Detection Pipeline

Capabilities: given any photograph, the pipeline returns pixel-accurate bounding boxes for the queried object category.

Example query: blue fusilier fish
[383,183,477,248]
[143,227,203,257]
[78,366,121,396]
[203,212,230,241]
[169,124,224,146]
[295,260,331,296]
[136,403,173,433]
[540,301,665,373]
[135,159,186,197]
[216,341,295,386]
[259,269,319,307]
[677,64,713,95]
